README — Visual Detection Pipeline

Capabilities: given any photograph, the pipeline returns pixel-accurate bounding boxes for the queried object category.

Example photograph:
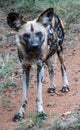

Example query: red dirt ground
[0,10,80,130]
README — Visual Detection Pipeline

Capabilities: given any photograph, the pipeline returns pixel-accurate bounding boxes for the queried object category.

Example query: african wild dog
[7,8,70,121]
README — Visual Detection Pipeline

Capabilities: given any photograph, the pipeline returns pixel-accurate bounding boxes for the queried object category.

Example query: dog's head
[7,8,54,53]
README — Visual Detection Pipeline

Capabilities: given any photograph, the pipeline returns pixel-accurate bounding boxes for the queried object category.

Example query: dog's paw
[13,113,24,122]
[61,86,70,93]
[38,112,47,120]
[47,87,56,93]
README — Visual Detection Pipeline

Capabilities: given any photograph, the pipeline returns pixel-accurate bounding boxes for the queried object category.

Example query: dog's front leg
[13,65,31,122]
[36,62,47,119]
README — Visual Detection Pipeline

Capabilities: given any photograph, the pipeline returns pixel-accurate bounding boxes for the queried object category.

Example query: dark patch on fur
[61,65,66,77]
[22,100,28,108]
[31,24,34,32]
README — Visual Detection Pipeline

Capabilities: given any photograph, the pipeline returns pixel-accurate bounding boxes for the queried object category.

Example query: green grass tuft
[13,112,45,130]
[1,99,11,108]
[0,53,18,92]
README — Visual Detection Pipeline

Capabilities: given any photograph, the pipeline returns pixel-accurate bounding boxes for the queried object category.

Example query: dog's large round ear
[7,12,26,31]
[36,8,54,27]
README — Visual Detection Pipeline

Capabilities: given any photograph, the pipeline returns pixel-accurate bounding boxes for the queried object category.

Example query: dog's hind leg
[13,65,31,121]
[46,59,56,93]
[57,45,70,92]
[36,62,47,119]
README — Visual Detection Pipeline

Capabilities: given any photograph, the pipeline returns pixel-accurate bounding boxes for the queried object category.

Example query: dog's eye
[23,33,30,40]
[36,32,42,38]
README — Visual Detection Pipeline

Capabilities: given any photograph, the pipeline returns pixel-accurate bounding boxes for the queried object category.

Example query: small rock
[62,111,71,117]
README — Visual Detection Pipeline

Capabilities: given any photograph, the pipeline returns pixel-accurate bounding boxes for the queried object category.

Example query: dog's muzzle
[23,34,43,52]
[26,42,41,52]
[31,43,40,51]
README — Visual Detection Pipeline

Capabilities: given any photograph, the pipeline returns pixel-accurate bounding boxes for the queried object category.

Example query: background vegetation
[0,0,80,26]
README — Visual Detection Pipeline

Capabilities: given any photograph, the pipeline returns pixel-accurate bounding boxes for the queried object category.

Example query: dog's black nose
[32,44,39,50]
